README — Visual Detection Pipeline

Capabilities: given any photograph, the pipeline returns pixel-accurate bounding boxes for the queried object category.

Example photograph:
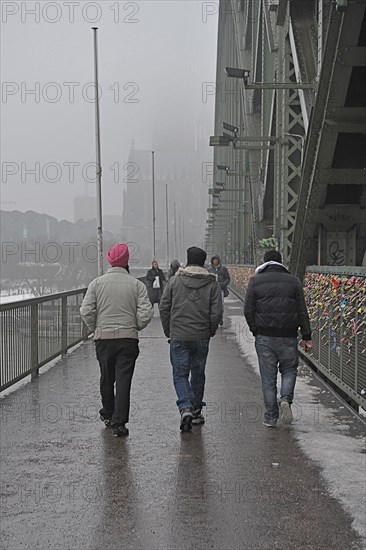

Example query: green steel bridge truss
[206,0,366,277]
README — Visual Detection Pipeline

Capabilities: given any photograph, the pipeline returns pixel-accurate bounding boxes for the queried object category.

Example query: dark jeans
[170,339,210,412]
[255,335,298,423]
[95,338,139,427]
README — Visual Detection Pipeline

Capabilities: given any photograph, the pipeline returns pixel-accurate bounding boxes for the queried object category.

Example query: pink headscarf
[107,244,129,268]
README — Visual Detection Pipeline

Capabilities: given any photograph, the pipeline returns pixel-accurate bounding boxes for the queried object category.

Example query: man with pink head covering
[80,244,153,436]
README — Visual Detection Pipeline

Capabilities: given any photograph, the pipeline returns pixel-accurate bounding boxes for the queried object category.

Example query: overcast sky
[1,0,218,221]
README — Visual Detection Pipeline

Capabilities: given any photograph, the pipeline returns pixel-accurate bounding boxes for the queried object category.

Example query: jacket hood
[177,266,217,288]
[255,261,289,274]
[211,255,221,266]
[170,259,180,269]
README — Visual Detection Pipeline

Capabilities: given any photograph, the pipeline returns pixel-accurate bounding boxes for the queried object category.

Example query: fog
[1,1,218,230]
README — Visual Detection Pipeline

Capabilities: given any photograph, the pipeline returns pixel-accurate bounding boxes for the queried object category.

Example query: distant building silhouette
[73,196,96,223]
[122,128,210,266]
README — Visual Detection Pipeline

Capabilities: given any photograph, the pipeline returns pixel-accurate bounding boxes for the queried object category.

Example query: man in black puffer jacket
[244,250,312,427]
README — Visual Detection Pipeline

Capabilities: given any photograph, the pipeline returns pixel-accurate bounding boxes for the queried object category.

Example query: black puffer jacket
[244,265,311,339]
[159,266,222,340]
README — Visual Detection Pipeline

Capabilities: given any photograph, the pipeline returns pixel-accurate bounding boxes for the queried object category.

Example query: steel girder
[209,0,365,271]
[278,38,306,264]
[289,3,366,277]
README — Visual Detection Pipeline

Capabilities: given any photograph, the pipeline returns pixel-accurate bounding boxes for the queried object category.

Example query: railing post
[354,307,358,397]
[61,296,68,357]
[31,302,39,379]
[328,304,331,371]
[340,310,343,382]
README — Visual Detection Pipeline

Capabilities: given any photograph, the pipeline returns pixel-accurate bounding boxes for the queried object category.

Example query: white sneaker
[280,401,293,425]
[192,409,205,425]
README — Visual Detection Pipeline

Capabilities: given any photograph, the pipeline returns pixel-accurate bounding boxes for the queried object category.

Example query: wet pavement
[1,298,365,550]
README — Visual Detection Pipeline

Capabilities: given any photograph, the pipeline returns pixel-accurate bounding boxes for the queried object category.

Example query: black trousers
[95,338,139,426]
[148,288,162,305]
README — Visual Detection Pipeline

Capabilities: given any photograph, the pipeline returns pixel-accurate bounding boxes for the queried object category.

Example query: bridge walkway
[1,297,365,550]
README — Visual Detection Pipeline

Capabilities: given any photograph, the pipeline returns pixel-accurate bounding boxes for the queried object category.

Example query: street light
[223,122,239,134]
[225,66,315,89]
[209,135,234,147]
[225,67,250,84]
[210,134,278,150]
[217,165,257,177]
[336,0,348,12]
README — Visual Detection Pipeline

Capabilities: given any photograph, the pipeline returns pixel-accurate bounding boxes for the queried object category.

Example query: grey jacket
[80,267,153,340]
[159,266,222,340]
[208,263,230,291]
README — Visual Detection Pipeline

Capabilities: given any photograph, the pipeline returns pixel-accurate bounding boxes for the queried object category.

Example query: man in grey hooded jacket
[159,246,222,431]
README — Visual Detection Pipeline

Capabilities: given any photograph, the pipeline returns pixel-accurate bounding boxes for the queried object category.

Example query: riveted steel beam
[319,168,366,184]
[337,46,366,66]
[311,206,366,225]
[245,82,315,89]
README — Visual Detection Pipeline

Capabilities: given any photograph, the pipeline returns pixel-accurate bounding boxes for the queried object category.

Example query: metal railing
[227,265,255,297]
[0,288,89,391]
[303,267,366,409]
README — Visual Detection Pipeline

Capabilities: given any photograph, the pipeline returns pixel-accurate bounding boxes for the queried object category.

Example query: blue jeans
[255,335,298,423]
[170,339,210,411]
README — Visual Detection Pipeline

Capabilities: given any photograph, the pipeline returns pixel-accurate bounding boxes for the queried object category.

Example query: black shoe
[112,424,129,437]
[100,414,112,428]
[180,409,193,432]
[192,409,205,425]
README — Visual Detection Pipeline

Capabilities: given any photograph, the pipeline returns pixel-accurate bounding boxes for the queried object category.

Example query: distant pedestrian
[80,244,153,437]
[146,261,166,306]
[159,246,222,431]
[168,259,180,279]
[208,255,230,326]
[244,250,313,427]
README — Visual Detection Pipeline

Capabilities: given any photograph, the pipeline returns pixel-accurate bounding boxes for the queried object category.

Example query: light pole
[151,150,156,259]
[165,183,169,270]
[92,27,103,276]
[173,202,177,258]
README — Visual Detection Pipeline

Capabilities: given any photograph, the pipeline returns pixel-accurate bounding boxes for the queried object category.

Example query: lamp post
[151,151,156,259]
[165,183,169,271]
[92,27,103,276]
[173,202,177,258]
